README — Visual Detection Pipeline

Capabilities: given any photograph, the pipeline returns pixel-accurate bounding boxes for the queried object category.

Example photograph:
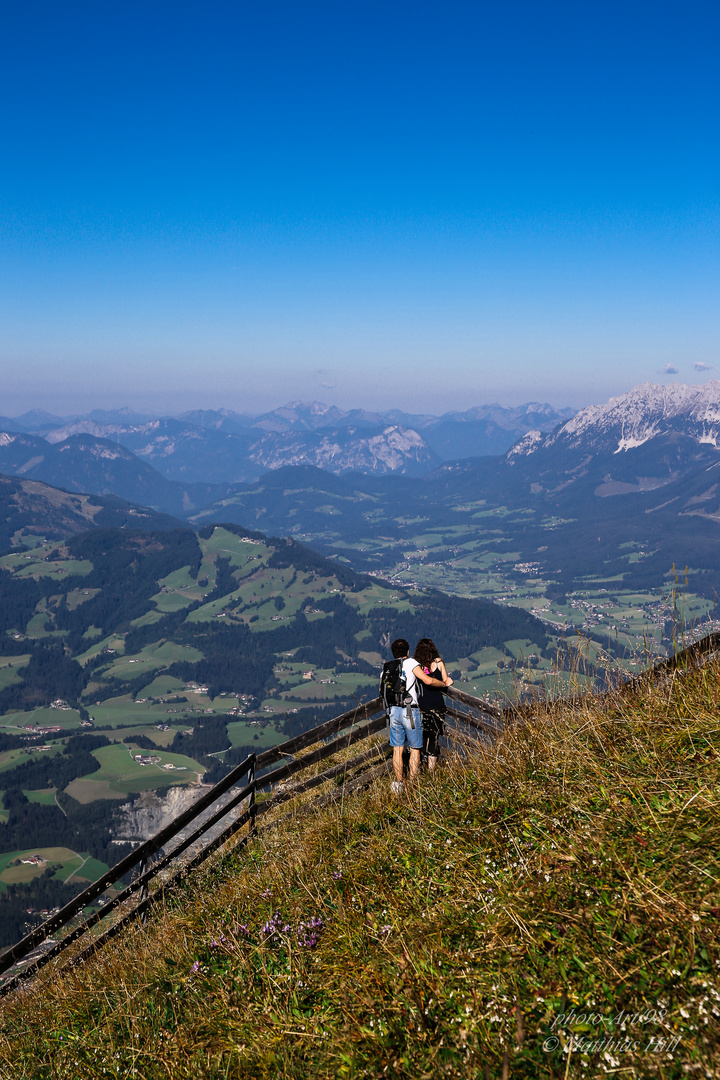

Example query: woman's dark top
[417,661,446,716]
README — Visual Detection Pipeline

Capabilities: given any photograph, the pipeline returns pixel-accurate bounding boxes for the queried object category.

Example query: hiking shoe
[390,780,404,795]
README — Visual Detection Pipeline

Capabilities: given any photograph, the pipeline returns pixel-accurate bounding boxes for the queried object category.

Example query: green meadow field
[0,847,109,889]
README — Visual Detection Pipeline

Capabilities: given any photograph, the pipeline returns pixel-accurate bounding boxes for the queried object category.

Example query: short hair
[391,638,409,659]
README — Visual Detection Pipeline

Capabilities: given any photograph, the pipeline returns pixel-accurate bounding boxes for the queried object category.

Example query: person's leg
[408,747,420,779]
[389,707,405,791]
[426,712,440,771]
[407,708,423,779]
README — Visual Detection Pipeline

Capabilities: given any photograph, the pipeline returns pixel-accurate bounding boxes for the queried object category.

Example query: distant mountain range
[0,380,716,516]
[178,381,720,609]
[0,383,717,504]
[2,382,720,606]
[0,400,574,483]
[0,432,231,517]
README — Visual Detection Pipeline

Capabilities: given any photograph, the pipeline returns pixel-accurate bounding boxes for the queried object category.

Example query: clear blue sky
[1,0,718,416]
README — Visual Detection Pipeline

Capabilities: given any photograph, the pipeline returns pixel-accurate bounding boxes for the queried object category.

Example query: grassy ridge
[0,658,719,1078]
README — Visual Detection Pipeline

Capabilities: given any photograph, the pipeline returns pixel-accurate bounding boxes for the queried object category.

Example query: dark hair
[414,637,440,671]
[391,638,409,659]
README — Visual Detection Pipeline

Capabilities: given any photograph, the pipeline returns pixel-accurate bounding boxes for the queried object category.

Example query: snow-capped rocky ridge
[507,430,544,458]
[511,382,720,457]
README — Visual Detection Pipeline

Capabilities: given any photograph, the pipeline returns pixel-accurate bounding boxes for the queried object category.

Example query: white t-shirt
[402,657,419,705]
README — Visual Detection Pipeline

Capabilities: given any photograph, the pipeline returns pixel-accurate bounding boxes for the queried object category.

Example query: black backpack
[380,658,408,708]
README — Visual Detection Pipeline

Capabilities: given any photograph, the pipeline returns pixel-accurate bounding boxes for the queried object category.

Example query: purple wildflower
[332,870,343,880]
[262,911,288,942]
[297,916,326,949]
[190,960,201,974]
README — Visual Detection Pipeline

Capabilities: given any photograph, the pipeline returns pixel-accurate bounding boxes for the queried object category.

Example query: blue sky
[1,0,718,416]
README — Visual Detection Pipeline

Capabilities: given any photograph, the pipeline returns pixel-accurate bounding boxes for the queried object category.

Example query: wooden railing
[0,691,498,996]
[1,630,718,997]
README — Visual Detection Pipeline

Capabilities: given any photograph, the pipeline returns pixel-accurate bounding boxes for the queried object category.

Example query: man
[382,638,453,794]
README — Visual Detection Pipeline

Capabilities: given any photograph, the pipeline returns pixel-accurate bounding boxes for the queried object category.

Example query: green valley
[188,467,720,661]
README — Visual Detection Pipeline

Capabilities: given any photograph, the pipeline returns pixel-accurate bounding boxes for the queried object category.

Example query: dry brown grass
[0,654,719,1078]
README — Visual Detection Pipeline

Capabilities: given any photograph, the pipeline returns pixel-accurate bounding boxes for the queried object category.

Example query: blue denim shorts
[389,705,423,750]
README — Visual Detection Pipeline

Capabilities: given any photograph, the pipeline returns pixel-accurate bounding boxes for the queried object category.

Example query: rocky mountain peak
[507,430,543,458]
[510,381,720,457]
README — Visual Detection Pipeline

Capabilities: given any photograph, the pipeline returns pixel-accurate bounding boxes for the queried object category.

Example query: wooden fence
[0,688,497,995]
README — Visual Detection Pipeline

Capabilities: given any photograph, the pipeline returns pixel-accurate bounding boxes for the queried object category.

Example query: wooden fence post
[139,856,149,926]
[248,755,257,837]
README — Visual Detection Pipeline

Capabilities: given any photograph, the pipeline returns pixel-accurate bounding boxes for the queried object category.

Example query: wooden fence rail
[0,697,415,996]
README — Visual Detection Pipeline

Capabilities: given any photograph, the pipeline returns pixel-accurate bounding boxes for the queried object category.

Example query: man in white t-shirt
[386,638,452,793]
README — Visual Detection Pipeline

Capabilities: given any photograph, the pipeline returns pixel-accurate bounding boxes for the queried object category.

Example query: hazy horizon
[5,375,720,427]
[2,396,576,423]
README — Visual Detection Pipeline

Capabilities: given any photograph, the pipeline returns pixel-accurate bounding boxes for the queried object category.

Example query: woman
[414,637,450,772]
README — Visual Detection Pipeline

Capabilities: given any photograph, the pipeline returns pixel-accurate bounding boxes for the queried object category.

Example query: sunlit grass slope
[1,658,719,1078]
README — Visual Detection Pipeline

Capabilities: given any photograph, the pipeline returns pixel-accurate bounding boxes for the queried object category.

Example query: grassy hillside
[0,522,551,740]
[1,653,718,1077]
